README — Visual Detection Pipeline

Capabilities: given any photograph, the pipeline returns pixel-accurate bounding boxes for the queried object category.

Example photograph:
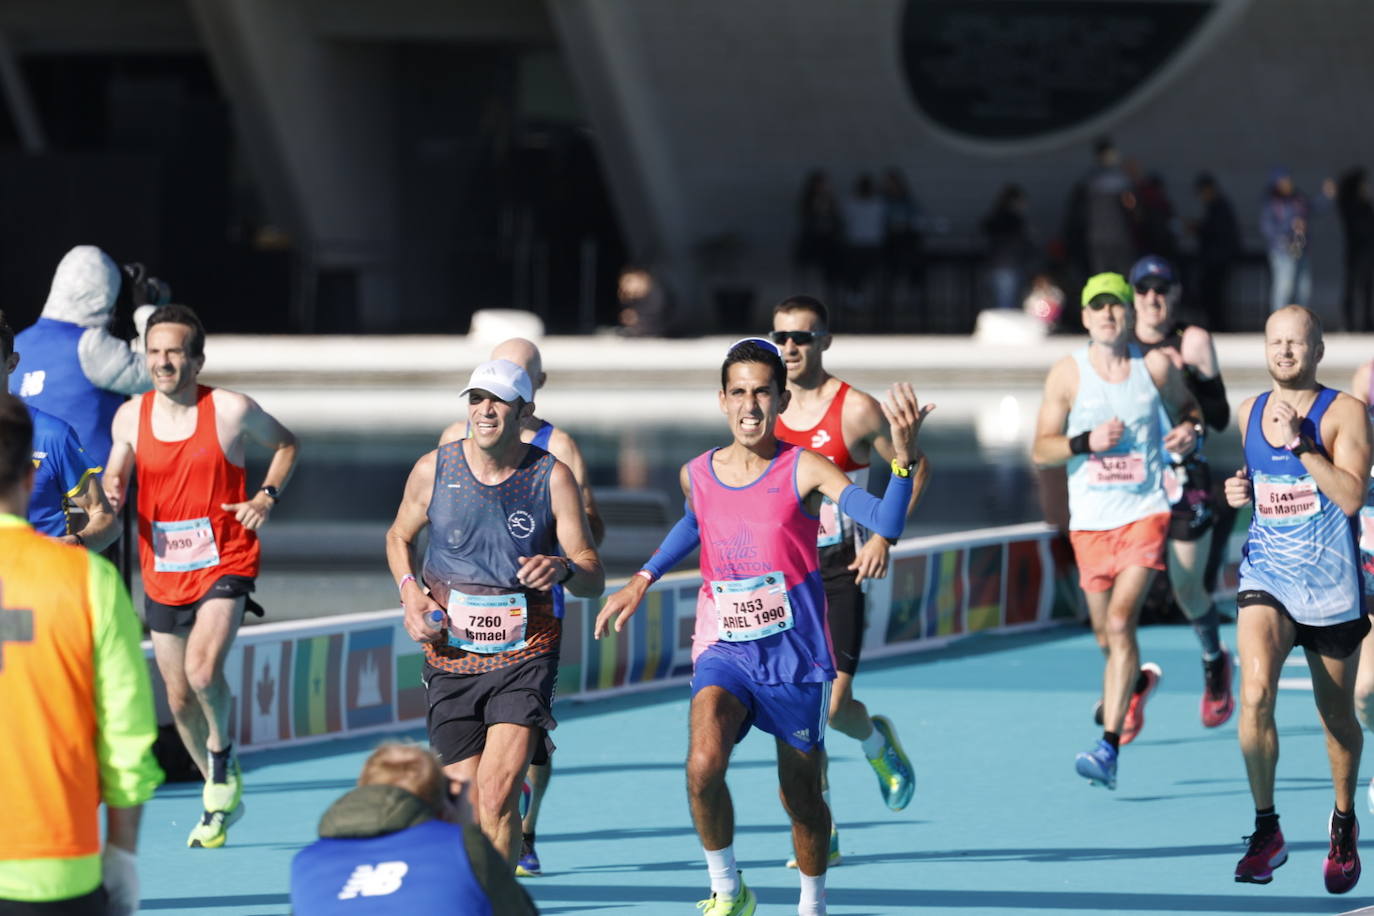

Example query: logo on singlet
[18,370,44,397]
[337,861,409,899]
[810,429,832,450]
[507,510,535,539]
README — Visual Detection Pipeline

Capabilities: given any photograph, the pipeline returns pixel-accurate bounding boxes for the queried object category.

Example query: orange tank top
[0,524,101,860]
[775,380,867,472]
[136,386,259,605]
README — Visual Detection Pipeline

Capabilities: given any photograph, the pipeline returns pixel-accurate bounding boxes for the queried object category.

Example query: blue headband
[727,336,781,357]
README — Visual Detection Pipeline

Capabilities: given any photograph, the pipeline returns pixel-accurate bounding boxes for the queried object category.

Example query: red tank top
[775,380,867,472]
[136,386,259,604]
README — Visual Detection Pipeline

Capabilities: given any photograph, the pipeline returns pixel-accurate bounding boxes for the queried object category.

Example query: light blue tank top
[1066,345,1170,531]
[1238,388,1361,626]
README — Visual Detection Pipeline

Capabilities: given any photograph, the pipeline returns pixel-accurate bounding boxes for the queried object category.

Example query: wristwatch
[890,457,917,478]
[1287,435,1314,458]
[258,485,281,502]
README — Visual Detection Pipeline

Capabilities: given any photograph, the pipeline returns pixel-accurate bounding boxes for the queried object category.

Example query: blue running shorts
[691,654,831,753]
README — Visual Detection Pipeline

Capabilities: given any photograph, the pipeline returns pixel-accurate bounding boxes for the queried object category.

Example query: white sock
[704,845,738,896]
[798,871,827,915]
[859,721,885,758]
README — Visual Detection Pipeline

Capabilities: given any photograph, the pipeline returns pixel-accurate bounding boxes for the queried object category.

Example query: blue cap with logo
[1128,255,1177,288]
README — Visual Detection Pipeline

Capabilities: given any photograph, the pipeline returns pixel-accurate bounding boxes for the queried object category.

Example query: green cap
[1080,272,1133,307]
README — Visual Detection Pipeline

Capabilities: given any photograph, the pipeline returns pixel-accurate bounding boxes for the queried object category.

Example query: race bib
[817,497,844,548]
[1253,473,1320,527]
[712,571,794,642]
[152,517,220,572]
[1360,506,1374,554]
[446,591,528,654]
[1085,452,1146,488]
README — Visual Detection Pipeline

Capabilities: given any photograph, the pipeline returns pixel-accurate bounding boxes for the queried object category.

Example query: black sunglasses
[1134,281,1170,295]
[770,330,819,346]
[1084,295,1124,311]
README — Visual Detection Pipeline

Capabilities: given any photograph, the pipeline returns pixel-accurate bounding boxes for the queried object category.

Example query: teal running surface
[137,624,1372,915]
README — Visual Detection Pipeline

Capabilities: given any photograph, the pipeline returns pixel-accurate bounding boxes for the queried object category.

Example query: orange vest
[0,524,101,860]
[136,386,260,605]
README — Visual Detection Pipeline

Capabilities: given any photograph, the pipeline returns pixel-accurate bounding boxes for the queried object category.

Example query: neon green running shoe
[866,715,915,811]
[786,825,842,869]
[202,755,243,814]
[696,872,756,915]
[186,802,245,849]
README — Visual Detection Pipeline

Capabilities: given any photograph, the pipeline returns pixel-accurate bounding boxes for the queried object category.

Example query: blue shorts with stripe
[690,653,831,753]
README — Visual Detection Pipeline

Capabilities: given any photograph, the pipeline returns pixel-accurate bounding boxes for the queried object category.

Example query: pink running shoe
[1201,651,1235,728]
[1235,825,1288,884]
[1325,812,1361,894]
[1120,663,1162,746]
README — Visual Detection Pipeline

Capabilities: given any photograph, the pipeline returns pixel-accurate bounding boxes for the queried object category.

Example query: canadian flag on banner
[240,640,292,747]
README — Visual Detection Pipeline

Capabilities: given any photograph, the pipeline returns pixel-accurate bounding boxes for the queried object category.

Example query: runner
[387,358,603,868]
[104,304,300,849]
[1347,356,1374,814]
[0,392,163,916]
[439,337,604,877]
[1228,305,1367,892]
[771,296,928,867]
[1,310,117,550]
[1032,272,1202,790]
[1129,255,1235,727]
[595,338,926,916]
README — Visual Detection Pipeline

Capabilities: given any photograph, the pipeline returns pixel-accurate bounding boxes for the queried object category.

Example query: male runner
[1033,272,1201,790]
[1130,255,1235,726]
[596,339,926,916]
[1227,305,1367,892]
[388,358,603,868]
[440,337,604,875]
[0,393,162,916]
[1,310,117,550]
[439,337,604,876]
[105,304,299,849]
[771,296,927,866]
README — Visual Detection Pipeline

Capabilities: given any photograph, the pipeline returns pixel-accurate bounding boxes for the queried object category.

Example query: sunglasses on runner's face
[769,330,818,346]
[1134,281,1170,295]
[1084,295,1125,311]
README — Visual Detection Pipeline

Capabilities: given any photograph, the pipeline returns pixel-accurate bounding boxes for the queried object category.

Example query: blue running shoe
[1075,739,1118,790]
[516,834,541,877]
[866,715,915,811]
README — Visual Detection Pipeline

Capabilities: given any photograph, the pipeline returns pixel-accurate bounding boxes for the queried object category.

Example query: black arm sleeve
[1191,373,1230,432]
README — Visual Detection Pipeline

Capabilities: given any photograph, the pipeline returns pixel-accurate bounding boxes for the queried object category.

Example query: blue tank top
[289,819,490,916]
[1238,388,1361,626]
[26,406,101,537]
[10,318,125,465]
[1065,345,1171,531]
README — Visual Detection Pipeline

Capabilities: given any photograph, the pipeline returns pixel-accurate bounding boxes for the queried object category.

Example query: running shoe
[187,802,245,849]
[1120,662,1162,745]
[866,715,915,811]
[516,834,542,877]
[1074,739,1117,790]
[1325,812,1361,894]
[519,780,532,820]
[696,872,756,915]
[786,824,842,869]
[1234,824,1287,884]
[202,755,243,814]
[1201,650,1235,728]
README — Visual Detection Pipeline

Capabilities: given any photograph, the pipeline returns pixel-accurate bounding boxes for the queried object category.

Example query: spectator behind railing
[1336,166,1374,332]
[1189,172,1241,331]
[981,184,1035,311]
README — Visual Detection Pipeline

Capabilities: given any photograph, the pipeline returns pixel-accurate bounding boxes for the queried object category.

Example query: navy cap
[1128,255,1176,287]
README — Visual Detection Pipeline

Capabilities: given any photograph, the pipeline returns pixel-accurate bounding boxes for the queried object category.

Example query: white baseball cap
[460,359,534,403]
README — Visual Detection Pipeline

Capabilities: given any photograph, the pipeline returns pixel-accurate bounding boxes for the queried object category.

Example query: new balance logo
[337,861,409,899]
[793,728,811,742]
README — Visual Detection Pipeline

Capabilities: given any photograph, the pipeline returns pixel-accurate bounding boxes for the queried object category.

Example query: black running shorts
[1236,590,1372,659]
[426,653,558,766]
[0,887,108,915]
[1166,457,1216,542]
[143,575,264,633]
[820,542,865,676]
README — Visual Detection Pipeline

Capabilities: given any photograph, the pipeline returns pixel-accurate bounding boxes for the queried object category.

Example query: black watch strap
[259,485,281,502]
[1290,436,1315,458]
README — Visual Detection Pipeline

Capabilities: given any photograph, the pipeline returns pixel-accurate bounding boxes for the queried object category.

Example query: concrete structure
[0,0,1370,331]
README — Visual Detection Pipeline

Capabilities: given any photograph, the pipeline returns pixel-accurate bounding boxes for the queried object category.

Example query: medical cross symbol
[0,584,34,673]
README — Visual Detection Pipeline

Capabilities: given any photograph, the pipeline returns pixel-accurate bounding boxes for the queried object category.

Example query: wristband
[71,532,85,548]
[636,569,657,584]
[556,557,575,585]
[890,457,914,478]
[1069,432,1092,455]
[1288,435,1314,457]
[398,574,417,596]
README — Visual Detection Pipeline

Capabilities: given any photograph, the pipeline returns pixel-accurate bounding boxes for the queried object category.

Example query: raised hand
[880,382,935,467]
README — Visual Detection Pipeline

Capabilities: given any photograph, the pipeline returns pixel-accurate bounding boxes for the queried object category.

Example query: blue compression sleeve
[643,504,701,579]
[838,472,913,540]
